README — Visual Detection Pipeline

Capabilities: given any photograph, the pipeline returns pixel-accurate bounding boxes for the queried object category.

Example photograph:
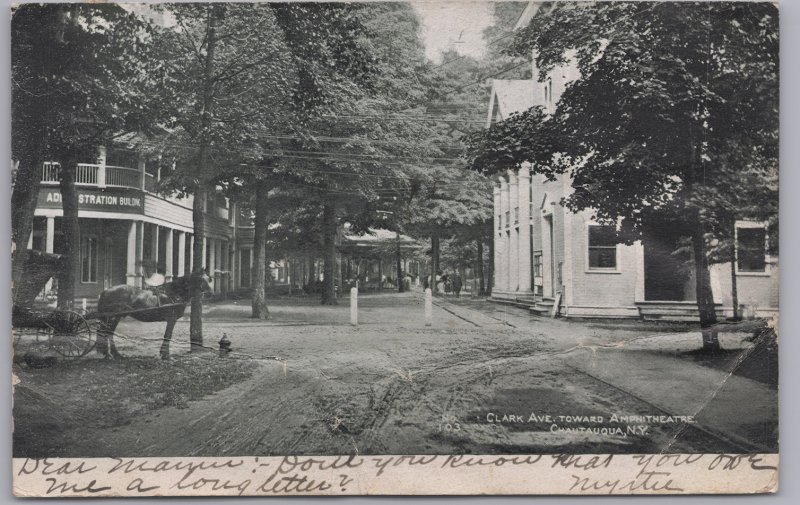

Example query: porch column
[507,170,519,292]
[45,217,55,254]
[45,217,55,292]
[149,224,159,273]
[164,229,174,282]
[201,237,208,269]
[126,221,137,286]
[136,222,144,287]
[498,178,509,292]
[177,231,186,278]
[137,154,147,192]
[188,234,194,273]
[517,165,532,293]
[97,145,107,188]
[209,238,217,292]
[27,230,33,249]
[634,240,645,303]
[493,185,501,293]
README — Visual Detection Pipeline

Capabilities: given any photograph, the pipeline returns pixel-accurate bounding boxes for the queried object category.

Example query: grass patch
[13,354,257,457]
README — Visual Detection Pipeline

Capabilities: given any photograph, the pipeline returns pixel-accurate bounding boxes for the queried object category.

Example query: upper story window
[588,225,618,270]
[737,226,767,272]
[544,78,553,109]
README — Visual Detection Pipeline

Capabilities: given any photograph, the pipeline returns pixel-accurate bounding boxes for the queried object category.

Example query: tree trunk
[189,4,224,352]
[396,231,404,293]
[11,155,44,303]
[430,230,440,294]
[57,159,79,310]
[190,183,207,351]
[251,180,271,319]
[321,199,337,305]
[307,257,316,292]
[335,252,343,298]
[487,233,494,296]
[691,219,719,350]
[476,237,486,296]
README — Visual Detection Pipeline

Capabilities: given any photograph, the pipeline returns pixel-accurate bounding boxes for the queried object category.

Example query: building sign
[38,187,145,214]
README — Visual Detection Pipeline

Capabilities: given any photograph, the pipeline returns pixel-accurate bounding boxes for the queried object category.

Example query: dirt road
[13,291,776,457]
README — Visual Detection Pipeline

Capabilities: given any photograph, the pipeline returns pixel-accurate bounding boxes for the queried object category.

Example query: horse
[95,273,212,360]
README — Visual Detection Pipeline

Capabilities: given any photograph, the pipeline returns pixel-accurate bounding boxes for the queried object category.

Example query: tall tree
[270,2,444,305]
[11,4,162,308]
[467,1,778,328]
[155,3,295,336]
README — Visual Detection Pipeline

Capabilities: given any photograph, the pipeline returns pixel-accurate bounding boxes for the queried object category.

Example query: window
[737,227,767,272]
[514,207,519,224]
[505,211,510,228]
[544,78,553,108]
[533,252,543,278]
[80,235,99,283]
[588,225,618,270]
[498,214,502,230]
[533,250,543,296]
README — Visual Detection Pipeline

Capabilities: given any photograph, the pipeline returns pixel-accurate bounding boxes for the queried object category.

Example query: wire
[263,149,462,162]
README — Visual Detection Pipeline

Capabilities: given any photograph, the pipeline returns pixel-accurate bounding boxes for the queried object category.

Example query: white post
[425,288,432,326]
[350,287,358,326]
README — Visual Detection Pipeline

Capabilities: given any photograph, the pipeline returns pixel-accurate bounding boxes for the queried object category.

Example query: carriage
[12,250,96,358]
[13,249,211,361]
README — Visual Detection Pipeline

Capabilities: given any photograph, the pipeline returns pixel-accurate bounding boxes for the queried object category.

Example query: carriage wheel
[50,310,95,359]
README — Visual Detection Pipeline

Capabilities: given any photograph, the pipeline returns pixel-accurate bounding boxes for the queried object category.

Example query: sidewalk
[435,295,779,452]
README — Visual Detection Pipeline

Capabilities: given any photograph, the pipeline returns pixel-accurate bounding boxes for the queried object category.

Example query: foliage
[465,1,778,325]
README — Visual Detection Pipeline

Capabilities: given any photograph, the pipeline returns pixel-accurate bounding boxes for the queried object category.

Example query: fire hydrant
[218,333,232,357]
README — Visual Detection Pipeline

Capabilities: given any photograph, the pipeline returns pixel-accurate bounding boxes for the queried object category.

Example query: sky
[410,1,495,63]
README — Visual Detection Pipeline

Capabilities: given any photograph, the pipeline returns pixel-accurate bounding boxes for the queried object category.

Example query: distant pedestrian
[452,273,463,298]
[452,273,464,298]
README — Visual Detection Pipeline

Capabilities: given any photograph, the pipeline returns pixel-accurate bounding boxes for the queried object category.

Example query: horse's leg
[109,320,124,360]
[95,317,117,358]
[97,317,122,359]
[160,317,177,360]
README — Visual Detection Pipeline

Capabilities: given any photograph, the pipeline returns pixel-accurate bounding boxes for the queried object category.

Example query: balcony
[41,162,156,192]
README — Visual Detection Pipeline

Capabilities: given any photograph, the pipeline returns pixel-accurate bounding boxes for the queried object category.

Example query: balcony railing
[41,162,152,191]
[37,162,228,216]
[106,165,140,188]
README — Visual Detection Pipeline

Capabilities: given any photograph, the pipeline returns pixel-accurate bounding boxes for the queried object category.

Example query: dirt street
[13,290,777,457]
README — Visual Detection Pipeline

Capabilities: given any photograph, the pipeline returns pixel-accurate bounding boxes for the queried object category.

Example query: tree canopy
[465,1,778,325]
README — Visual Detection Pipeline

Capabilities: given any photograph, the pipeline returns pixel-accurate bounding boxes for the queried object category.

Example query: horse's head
[164,273,214,301]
